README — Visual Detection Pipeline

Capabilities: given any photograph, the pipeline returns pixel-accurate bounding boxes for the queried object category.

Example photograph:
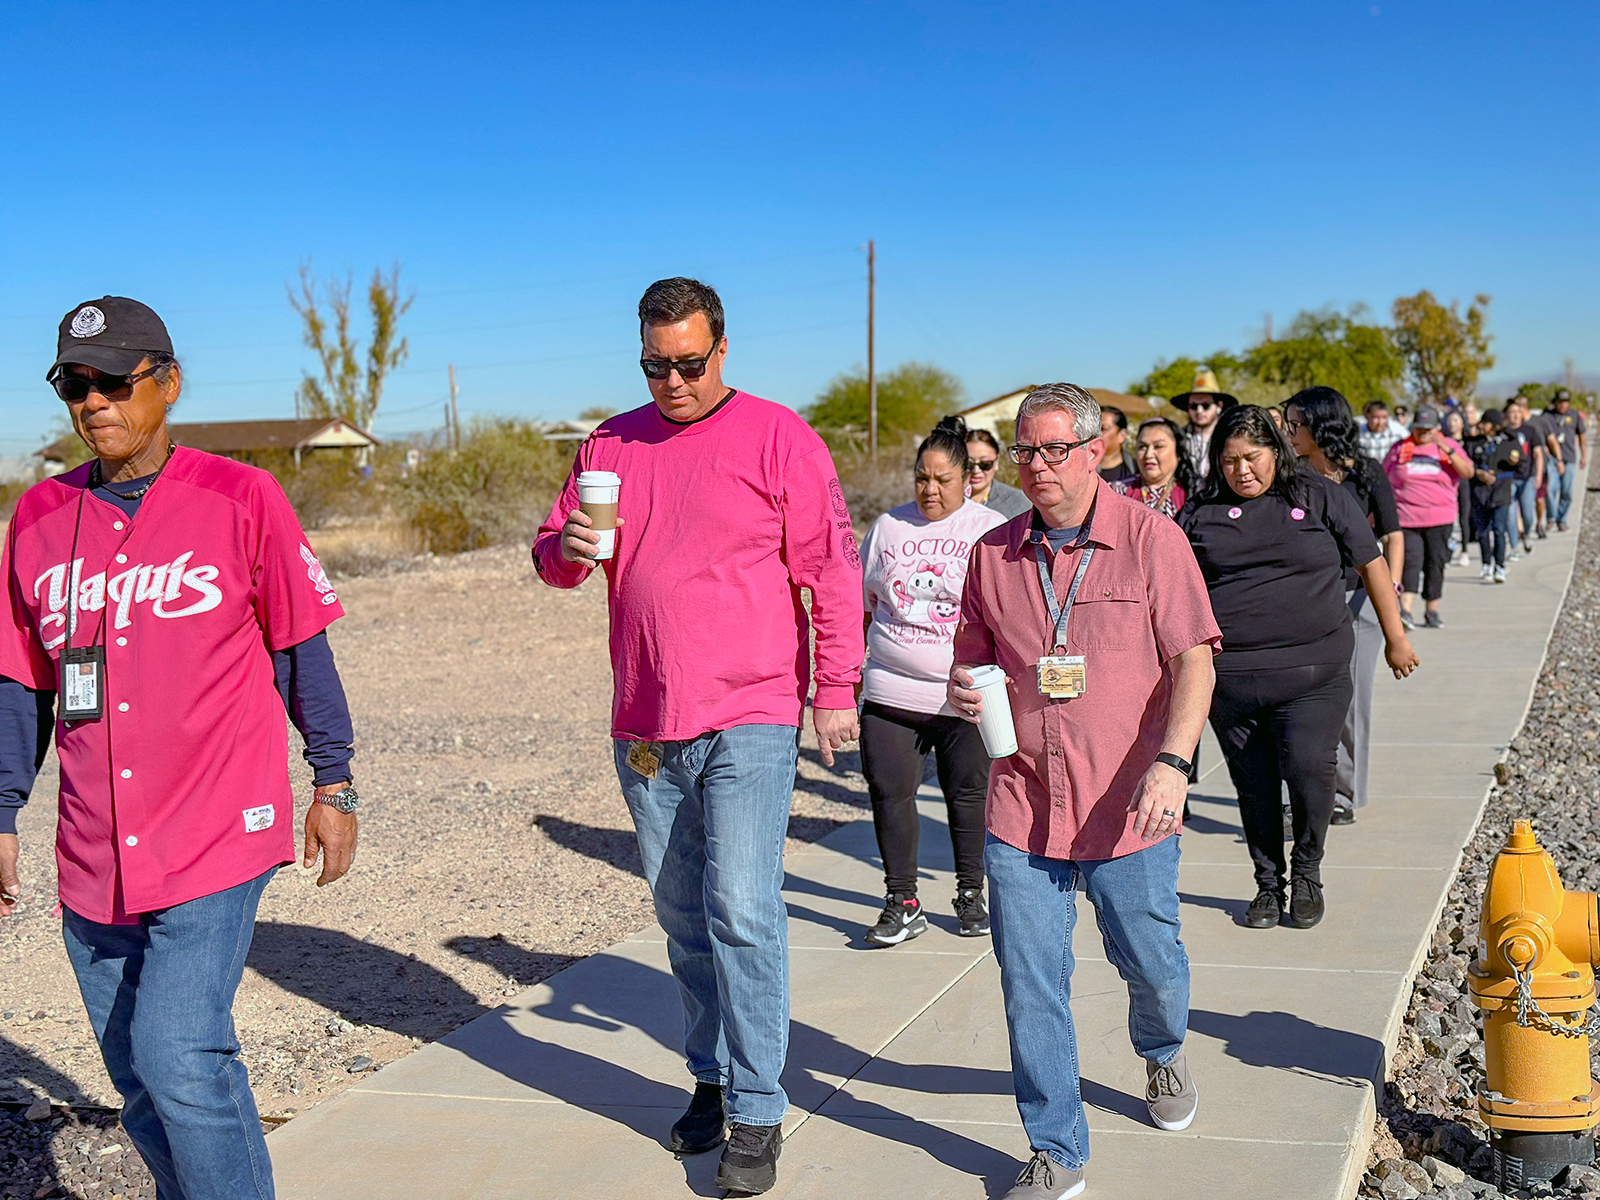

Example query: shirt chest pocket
[1072,584,1149,650]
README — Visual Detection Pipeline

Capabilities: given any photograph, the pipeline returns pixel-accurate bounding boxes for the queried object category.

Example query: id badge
[626,740,664,780]
[1037,655,1086,699]
[61,646,106,721]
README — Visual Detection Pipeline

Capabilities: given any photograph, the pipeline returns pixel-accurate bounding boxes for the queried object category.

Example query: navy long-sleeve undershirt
[0,469,354,835]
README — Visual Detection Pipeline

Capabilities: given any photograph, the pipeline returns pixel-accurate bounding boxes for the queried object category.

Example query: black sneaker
[953,888,990,937]
[715,1122,781,1195]
[1330,804,1355,826]
[1424,611,1444,629]
[865,893,926,946]
[1538,525,1549,539]
[1399,608,1414,630]
[669,1080,725,1155]
[1243,888,1283,929]
[1285,877,1325,929]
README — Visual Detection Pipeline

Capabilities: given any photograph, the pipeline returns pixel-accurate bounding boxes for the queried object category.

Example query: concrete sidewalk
[268,499,1583,1199]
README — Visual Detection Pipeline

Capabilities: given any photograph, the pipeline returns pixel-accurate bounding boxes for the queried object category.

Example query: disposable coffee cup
[967,664,1018,758]
[576,471,621,561]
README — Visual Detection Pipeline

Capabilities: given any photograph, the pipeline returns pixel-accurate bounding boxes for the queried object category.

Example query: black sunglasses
[51,365,160,403]
[1008,438,1093,466]
[640,341,721,382]
[967,458,998,473]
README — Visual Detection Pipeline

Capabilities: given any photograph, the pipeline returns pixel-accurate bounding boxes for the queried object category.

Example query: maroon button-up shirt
[954,479,1221,861]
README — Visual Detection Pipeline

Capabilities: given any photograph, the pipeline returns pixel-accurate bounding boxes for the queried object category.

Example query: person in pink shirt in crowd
[0,298,358,1200]
[857,415,1006,947]
[532,278,863,1196]
[1382,405,1473,629]
[947,384,1220,1200]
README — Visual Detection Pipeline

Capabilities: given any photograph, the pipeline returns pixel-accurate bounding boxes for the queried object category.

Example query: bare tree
[289,261,414,430]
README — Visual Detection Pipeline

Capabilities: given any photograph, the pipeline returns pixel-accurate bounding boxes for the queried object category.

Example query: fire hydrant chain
[1511,963,1600,1039]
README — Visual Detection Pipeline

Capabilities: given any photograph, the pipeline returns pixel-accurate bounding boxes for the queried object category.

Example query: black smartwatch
[1154,752,1192,776]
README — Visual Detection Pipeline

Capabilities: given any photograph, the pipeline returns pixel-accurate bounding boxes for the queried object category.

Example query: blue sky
[1,1,1594,453]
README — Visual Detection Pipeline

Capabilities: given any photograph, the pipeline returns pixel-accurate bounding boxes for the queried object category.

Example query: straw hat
[1170,366,1240,413]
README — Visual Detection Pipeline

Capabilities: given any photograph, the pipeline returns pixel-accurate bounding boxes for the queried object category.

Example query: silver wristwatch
[313,785,360,814]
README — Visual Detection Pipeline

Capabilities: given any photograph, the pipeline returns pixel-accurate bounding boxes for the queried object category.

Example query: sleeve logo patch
[299,544,337,604]
[242,804,275,833]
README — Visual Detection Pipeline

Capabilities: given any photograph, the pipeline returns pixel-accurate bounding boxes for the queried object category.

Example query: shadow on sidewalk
[1188,1008,1385,1088]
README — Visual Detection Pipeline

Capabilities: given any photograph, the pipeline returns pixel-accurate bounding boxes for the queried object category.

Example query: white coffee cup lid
[967,664,1006,688]
[577,470,621,486]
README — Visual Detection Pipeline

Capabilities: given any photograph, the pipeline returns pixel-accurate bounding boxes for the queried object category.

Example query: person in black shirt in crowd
[1283,387,1405,827]
[1179,407,1418,930]
[1502,400,1543,557]
[1098,405,1137,483]
[1465,410,1517,583]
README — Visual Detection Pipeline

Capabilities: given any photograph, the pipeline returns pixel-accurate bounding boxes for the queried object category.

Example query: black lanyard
[1033,501,1096,655]
[62,447,175,654]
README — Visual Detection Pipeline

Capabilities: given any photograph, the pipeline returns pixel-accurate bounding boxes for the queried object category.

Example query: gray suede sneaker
[1002,1151,1085,1199]
[1145,1052,1198,1131]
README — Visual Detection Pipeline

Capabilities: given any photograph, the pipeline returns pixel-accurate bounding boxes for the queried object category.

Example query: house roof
[955,386,1157,432]
[36,417,379,462]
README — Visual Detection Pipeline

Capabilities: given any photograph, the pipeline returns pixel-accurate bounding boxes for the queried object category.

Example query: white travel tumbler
[576,470,622,560]
[967,665,1018,758]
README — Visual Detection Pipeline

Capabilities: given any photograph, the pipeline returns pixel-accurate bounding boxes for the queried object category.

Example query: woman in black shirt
[1178,407,1417,931]
[1284,387,1405,827]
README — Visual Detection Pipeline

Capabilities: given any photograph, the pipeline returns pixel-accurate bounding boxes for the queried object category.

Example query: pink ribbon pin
[1227,507,1241,519]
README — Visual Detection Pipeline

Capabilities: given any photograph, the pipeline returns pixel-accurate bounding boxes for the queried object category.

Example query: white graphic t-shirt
[861,499,1010,716]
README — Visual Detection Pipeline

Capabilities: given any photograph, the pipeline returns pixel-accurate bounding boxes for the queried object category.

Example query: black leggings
[859,700,989,894]
[1401,524,1452,602]
[1210,660,1352,890]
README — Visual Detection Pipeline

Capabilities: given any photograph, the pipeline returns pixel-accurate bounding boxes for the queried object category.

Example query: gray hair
[1015,383,1101,442]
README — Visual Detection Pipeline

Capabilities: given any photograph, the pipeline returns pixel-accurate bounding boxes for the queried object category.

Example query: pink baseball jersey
[0,447,343,923]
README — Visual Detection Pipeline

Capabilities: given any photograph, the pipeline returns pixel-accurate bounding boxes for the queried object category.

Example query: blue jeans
[986,833,1189,1170]
[614,724,799,1126]
[1473,500,1512,567]
[1510,475,1537,543]
[62,868,277,1200]
[1548,457,1577,527]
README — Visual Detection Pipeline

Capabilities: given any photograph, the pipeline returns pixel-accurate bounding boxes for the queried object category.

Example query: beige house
[38,417,379,471]
[955,386,1160,442]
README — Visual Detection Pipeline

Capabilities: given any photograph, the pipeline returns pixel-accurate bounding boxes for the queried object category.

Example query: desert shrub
[1,479,34,522]
[395,419,577,553]
[253,450,385,530]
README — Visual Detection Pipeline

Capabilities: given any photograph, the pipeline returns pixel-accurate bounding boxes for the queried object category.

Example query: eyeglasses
[51,366,161,403]
[968,458,998,473]
[640,341,721,381]
[1008,438,1093,466]
[1284,417,1307,433]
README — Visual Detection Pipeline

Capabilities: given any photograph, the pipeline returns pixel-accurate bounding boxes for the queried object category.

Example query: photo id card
[61,646,105,721]
[626,740,664,780]
[1036,655,1086,699]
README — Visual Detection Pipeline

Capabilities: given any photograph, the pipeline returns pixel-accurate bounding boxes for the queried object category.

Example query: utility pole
[449,363,461,451]
[867,239,876,459]
[443,402,452,448]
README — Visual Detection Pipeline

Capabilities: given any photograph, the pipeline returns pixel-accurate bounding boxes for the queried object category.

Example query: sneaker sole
[864,916,927,946]
[1149,1094,1198,1132]
[1282,911,1324,929]
[957,923,991,937]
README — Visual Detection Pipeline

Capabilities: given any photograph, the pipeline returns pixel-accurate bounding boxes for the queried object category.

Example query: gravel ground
[1361,468,1600,1200]
[0,544,872,1199]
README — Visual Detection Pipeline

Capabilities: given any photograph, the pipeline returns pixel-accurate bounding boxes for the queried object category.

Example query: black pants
[1210,660,1352,891]
[859,700,989,894]
[1401,524,1452,602]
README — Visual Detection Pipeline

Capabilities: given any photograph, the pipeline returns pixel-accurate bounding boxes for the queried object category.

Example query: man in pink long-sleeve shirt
[533,278,862,1196]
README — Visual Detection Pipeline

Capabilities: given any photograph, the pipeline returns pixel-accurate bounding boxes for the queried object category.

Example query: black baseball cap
[1553,387,1572,403]
[49,297,173,379]
[1480,409,1504,428]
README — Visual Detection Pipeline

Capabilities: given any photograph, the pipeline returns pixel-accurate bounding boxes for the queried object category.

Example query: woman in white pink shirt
[1382,406,1473,628]
[858,416,1007,946]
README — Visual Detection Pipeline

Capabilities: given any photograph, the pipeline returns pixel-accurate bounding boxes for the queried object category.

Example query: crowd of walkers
[2,275,1589,1200]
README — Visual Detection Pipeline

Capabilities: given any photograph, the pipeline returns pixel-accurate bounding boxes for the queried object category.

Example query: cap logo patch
[70,306,107,338]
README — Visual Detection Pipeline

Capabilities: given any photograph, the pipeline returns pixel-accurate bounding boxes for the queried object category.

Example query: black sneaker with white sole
[865,893,927,946]
[953,888,990,937]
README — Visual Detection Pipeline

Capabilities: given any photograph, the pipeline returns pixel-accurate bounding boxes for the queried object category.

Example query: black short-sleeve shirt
[1338,457,1399,591]
[1178,471,1381,673]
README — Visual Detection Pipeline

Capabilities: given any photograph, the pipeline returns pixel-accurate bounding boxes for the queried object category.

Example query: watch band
[1155,752,1193,776]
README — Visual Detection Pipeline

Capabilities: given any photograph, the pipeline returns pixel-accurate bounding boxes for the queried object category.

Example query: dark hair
[1134,416,1197,498]
[1286,386,1362,468]
[638,277,725,344]
[964,427,1001,454]
[1102,405,1128,432]
[1363,399,1389,415]
[145,351,179,387]
[918,415,970,474]
[1442,409,1466,439]
[1201,405,1300,504]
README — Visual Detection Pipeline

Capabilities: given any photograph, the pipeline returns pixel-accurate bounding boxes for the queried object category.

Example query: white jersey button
[125,836,138,847]
[113,521,125,531]
[120,768,132,779]
[115,554,128,564]
[118,702,129,713]
[116,637,127,647]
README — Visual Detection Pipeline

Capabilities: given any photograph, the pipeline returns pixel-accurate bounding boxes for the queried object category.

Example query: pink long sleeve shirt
[533,391,864,741]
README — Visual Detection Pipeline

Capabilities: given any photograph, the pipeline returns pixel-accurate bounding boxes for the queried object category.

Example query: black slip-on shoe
[669,1080,726,1154]
[715,1122,782,1195]
[1330,804,1356,826]
[1285,877,1325,929]
[1243,888,1283,929]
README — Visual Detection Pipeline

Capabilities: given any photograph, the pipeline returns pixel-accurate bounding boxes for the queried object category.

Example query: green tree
[1391,290,1495,406]
[1244,305,1404,404]
[805,362,965,443]
[1128,353,1247,401]
[289,261,415,430]
[577,405,618,421]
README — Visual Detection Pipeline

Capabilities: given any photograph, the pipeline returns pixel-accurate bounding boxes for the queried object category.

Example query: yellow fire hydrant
[1469,819,1600,1186]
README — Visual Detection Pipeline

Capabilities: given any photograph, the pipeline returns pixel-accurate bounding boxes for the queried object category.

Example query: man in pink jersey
[0,297,359,1200]
[533,278,863,1195]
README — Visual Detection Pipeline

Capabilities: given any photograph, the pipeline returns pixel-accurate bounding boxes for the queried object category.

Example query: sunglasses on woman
[967,458,998,473]
[639,342,721,381]
[51,365,161,403]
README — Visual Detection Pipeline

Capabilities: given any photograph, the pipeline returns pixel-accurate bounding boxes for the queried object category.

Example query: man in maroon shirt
[949,383,1219,1200]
